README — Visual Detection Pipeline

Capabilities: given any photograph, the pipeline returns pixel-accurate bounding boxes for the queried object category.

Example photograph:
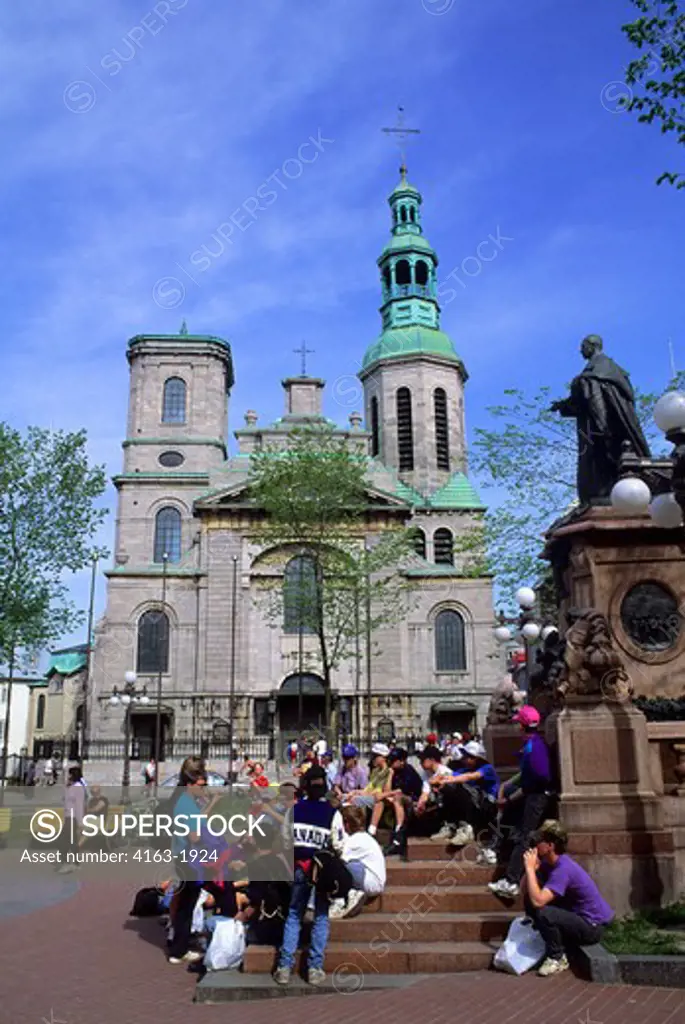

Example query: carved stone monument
[549,610,675,913]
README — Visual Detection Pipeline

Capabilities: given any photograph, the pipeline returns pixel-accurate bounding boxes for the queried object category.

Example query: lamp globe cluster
[610,390,685,528]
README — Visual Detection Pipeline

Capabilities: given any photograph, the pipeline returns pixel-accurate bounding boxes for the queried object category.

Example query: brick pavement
[0,880,683,1024]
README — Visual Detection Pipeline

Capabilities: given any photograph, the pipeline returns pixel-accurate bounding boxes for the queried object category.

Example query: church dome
[362,325,465,372]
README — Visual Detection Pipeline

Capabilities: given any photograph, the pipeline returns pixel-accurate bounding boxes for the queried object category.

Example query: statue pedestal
[483,723,521,776]
[553,697,675,914]
[544,505,685,698]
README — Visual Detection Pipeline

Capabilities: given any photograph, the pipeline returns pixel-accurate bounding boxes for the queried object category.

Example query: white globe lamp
[494,625,512,643]
[649,492,684,529]
[140,692,150,706]
[120,693,131,707]
[515,586,536,610]
[124,670,137,685]
[610,476,651,515]
[654,391,685,435]
[521,621,541,642]
[109,693,120,707]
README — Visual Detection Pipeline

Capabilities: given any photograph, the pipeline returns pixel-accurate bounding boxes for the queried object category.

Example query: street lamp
[110,670,149,803]
[267,697,277,765]
[493,588,547,689]
[611,391,685,526]
[339,697,351,745]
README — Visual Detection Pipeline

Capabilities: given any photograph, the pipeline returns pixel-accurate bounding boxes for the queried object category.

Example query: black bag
[310,849,354,901]
[130,886,162,917]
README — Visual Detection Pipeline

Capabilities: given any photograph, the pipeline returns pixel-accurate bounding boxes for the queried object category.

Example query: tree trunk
[0,646,15,804]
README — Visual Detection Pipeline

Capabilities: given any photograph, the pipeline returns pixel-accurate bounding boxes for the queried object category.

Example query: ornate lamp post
[338,697,351,746]
[493,587,554,690]
[110,670,149,804]
[611,391,685,526]
[267,697,277,765]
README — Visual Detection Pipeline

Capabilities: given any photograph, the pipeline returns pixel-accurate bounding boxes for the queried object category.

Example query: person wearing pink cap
[488,705,554,899]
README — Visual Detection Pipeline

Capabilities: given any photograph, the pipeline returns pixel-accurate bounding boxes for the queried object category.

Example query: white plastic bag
[493,916,546,975]
[191,890,209,934]
[203,917,246,972]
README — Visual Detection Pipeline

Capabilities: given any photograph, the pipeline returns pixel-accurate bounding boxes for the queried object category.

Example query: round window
[620,582,681,652]
[159,451,184,468]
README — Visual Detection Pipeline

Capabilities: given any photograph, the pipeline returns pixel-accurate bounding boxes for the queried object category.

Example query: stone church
[88,166,500,759]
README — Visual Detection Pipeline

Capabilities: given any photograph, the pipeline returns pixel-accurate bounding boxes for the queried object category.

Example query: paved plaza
[1,876,683,1024]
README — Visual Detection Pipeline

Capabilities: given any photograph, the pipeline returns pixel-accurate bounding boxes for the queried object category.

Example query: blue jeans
[278,865,330,971]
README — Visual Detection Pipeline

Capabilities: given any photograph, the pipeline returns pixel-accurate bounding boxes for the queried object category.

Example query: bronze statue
[554,609,632,703]
[551,335,650,504]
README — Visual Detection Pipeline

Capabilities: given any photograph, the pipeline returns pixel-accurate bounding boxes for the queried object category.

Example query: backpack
[130,886,162,917]
[310,849,354,901]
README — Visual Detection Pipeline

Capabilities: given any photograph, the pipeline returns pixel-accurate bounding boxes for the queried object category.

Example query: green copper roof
[47,648,88,677]
[380,233,435,258]
[429,472,485,509]
[393,479,425,506]
[362,326,464,371]
[128,333,230,349]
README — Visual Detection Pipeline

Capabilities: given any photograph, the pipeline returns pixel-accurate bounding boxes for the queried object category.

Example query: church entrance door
[277,673,326,742]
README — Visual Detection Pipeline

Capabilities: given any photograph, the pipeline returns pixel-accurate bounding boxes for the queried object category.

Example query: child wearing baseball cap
[489,705,554,899]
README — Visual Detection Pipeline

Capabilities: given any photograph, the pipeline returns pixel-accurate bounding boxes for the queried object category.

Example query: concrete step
[243,940,497,975]
[384,860,497,886]
[330,910,514,944]
[195,971,433,1003]
[406,839,491,862]
[364,885,522,915]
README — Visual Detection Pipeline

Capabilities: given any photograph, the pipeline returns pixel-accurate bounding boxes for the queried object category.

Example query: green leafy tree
[248,426,415,737]
[622,0,685,188]
[458,374,685,609]
[0,425,107,779]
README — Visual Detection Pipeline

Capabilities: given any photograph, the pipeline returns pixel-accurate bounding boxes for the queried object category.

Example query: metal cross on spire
[382,105,421,176]
[294,341,315,376]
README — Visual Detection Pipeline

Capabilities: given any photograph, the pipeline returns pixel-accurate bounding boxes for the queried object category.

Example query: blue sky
[2,0,682,652]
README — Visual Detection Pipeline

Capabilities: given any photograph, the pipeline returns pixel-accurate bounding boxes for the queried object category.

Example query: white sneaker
[488,878,520,898]
[476,847,498,865]
[328,898,346,920]
[340,889,366,918]
[430,823,456,842]
[449,822,475,846]
[168,950,202,964]
[538,954,569,977]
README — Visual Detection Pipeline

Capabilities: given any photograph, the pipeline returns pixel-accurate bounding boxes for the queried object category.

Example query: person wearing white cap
[445,732,465,764]
[429,740,500,859]
[347,744,392,836]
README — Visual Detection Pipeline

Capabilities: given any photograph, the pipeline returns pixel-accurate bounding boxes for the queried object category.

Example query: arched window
[400,206,407,223]
[409,207,416,223]
[137,610,170,674]
[415,260,428,286]
[434,388,450,471]
[162,377,186,424]
[396,387,414,471]
[370,396,380,457]
[36,694,46,730]
[154,507,182,563]
[434,527,454,565]
[283,555,318,634]
[382,266,391,292]
[395,259,411,286]
[435,609,466,672]
[412,528,426,559]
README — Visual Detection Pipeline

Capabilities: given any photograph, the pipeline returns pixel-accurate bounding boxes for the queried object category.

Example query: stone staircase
[241,839,521,978]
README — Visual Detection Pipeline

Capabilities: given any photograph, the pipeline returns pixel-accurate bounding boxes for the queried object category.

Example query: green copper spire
[361,167,464,373]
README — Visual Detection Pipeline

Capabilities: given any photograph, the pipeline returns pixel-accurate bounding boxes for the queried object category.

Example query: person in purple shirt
[523,819,614,976]
[332,744,368,797]
[489,706,554,899]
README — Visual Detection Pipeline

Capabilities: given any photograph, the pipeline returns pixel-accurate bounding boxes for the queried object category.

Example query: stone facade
[88,172,500,758]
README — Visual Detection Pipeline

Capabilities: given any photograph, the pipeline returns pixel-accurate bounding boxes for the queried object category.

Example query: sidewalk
[0,878,683,1024]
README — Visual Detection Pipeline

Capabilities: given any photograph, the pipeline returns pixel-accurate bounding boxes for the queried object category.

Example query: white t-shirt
[419,762,452,796]
[342,831,386,895]
[313,739,327,757]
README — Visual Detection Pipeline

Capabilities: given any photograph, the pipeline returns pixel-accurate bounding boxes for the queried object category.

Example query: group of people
[147,707,613,984]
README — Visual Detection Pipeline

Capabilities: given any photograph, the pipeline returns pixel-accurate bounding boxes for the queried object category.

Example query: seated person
[414,745,453,822]
[522,819,614,977]
[330,805,387,919]
[381,748,423,857]
[429,740,500,855]
[332,745,368,798]
[347,744,392,835]
[250,762,270,789]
